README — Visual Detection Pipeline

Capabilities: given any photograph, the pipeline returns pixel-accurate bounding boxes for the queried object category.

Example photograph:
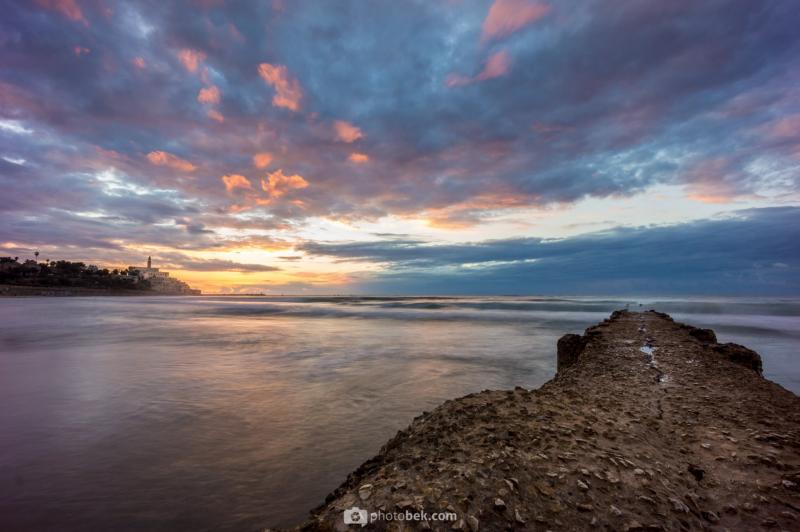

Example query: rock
[713,343,763,374]
[669,497,689,513]
[610,505,623,517]
[577,479,589,490]
[451,518,465,530]
[700,443,711,449]
[577,503,593,512]
[493,498,506,511]
[396,499,414,510]
[687,464,704,481]
[514,509,526,524]
[633,468,645,475]
[701,510,719,523]
[358,484,373,501]
[557,334,587,372]
[467,515,479,532]
[689,328,717,344]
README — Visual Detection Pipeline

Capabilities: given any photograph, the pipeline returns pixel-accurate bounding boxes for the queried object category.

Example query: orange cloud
[261,169,309,198]
[207,109,225,122]
[253,152,273,169]
[178,49,206,73]
[197,85,221,104]
[146,151,197,172]
[257,63,303,111]
[348,152,369,163]
[334,120,363,143]
[132,57,146,69]
[447,50,511,87]
[36,0,86,23]
[221,174,253,192]
[482,0,550,42]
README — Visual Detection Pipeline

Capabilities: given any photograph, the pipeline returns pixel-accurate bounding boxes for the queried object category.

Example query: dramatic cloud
[333,121,363,143]
[447,50,511,87]
[3,1,800,293]
[260,169,309,199]
[221,174,253,192]
[35,0,85,24]
[165,255,281,273]
[253,153,273,169]
[481,0,550,42]
[177,49,206,73]
[257,63,303,111]
[348,153,369,163]
[146,151,197,172]
[197,86,221,104]
[302,207,800,295]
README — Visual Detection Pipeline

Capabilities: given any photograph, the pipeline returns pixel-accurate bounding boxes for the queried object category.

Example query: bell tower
[147,256,152,269]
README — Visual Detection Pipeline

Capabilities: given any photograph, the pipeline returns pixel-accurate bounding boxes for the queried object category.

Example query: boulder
[557,333,587,372]
[713,342,763,375]
[689,328,717,344]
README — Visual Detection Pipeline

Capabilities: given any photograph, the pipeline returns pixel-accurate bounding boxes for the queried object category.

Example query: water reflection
[0,296,797,530]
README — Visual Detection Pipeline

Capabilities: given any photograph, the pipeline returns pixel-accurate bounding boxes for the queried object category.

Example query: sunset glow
[2,1,799,294]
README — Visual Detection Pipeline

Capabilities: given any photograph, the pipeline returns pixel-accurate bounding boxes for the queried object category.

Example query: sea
[1,295,798,530]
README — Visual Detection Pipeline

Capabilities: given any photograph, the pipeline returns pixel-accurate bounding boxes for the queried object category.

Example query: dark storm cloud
[1,0,799,248]
[302,207,800,295]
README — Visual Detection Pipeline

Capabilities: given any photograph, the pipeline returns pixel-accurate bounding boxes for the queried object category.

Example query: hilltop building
[129,256,201,295]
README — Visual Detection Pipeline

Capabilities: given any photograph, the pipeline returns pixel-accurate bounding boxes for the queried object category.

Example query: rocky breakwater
[297,311,800,531]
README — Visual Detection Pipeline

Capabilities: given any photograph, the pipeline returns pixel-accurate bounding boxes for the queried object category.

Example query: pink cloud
[178,49,206,73]
[348,152,369,163]
[683,158,741,204]
[447,51,511,87]
[207,109,225,122]
[132,57,146,69]
[334,120,363,143]
[197,85,221,104]
[221,174,253,192]
[146,151,197,172]
[35,0,86,24]
[257,63,303,111]
[768,114,800,140]
[261,169,309,198]
[253,152,273,169]
[73,45,90,56]
[481,0,550,42]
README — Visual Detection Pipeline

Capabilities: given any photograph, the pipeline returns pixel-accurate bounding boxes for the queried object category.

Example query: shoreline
[0,284,197,297]
[296,310,800,531]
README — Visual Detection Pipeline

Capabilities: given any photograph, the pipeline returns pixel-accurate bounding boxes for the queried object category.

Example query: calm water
[1,296,798,530]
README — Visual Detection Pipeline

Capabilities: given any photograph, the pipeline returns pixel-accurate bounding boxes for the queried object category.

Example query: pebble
[467,515,479,532]
[577,479,589,490]
[514,509,526,524]
[494,498,506,511]
[668,497,689,513]
[358,484,373,501]
[610,505,623,517]
[633,468,645,476]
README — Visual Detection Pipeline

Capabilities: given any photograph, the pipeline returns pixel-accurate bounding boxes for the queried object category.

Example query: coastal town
[0,255,200,296]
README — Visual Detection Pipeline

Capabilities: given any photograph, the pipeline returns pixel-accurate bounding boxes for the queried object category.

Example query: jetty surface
[298,310,800,531]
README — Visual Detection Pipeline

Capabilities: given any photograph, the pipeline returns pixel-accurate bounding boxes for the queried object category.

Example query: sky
[1,0,799,295]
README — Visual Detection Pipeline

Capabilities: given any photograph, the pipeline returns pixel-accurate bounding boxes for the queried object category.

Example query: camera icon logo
[343,506,369,527]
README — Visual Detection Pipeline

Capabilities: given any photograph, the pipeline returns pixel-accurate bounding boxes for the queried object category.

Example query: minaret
[147,256,152,269]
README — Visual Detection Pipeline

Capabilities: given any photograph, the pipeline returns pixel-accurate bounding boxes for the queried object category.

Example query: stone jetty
[296,310,800,531]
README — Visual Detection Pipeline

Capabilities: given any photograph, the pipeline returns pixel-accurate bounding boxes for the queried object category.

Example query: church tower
[147,256,152,269]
